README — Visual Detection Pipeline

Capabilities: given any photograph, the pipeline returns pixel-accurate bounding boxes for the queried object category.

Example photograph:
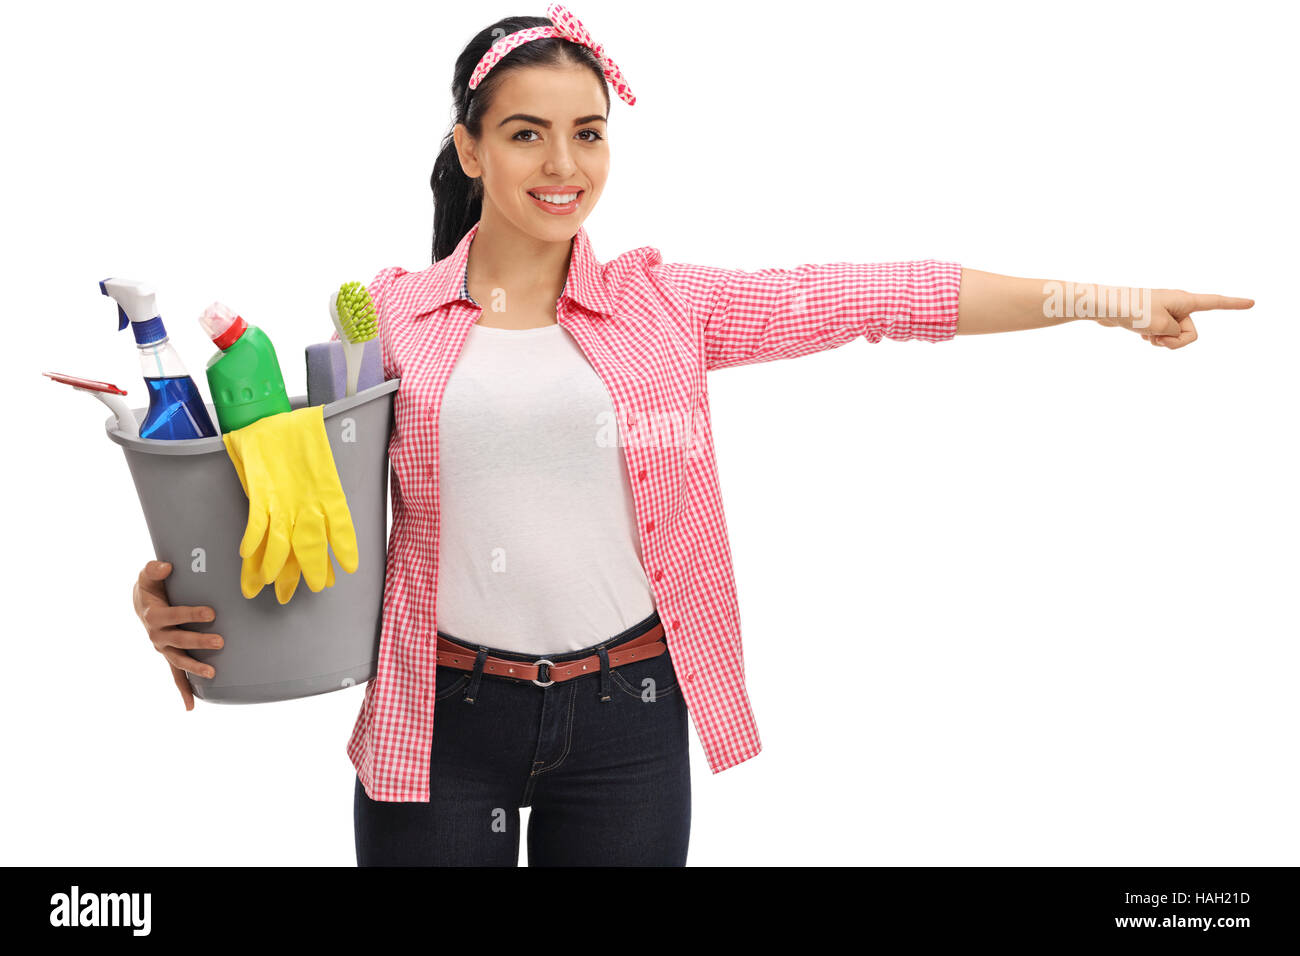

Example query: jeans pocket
[609,647,680,702]
[433,669,470,701]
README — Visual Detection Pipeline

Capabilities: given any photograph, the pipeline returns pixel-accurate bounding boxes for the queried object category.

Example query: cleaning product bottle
[101,278,218,441]
[198,301,291,433]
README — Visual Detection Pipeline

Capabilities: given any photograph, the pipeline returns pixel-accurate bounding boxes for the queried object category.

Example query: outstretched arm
[649,257,963,371]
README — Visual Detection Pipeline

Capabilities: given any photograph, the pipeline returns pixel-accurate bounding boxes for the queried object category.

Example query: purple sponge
[305,340,384,406]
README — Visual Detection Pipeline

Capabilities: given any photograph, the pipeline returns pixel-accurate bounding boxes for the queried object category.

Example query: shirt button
[672,619,680,630]
[686,672,695,683]
[645,520,655,533]
[654,570,663,582]
[637,469,647,481]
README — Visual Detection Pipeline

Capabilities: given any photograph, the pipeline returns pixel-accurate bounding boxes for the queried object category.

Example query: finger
[324,496,360,575]
[170,663,195,710]
[142,559,172,582]
[293,507,330,592]
[144,601,217,633]
[161,646,215,680]
[1158,315,1198,349]
[239,505,269,561]
[1188,293,1255,313]
[155,626,224,652]
[260,506,293,585]
[137,560,173,601]
[242,560,266,599]
[275,550,302,605]
[324,556,336,589]
[1141,309,1184,337]
[241,532,269,599]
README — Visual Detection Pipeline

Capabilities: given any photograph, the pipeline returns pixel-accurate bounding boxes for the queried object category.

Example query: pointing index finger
[1190,293,1255,312]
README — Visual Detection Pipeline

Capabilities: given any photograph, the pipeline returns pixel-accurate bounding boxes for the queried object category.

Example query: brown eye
[577,129,603,142]
[513,129,540,142]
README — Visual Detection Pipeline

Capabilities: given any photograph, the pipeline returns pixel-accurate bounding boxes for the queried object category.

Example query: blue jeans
[353,610,691,866]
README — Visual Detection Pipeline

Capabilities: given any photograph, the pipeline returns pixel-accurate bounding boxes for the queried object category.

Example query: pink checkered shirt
[347,220,963,801]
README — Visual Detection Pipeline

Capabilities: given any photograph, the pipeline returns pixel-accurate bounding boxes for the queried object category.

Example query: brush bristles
[335,281,379,344]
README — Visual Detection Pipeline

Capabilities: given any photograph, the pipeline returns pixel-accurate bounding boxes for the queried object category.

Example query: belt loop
[464,646,488,704]
[596,644,611,702]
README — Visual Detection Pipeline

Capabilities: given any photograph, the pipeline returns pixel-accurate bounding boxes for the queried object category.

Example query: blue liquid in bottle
[141,376,218,440]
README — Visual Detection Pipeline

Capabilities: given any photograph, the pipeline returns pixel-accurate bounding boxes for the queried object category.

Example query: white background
[4,0,1295,866]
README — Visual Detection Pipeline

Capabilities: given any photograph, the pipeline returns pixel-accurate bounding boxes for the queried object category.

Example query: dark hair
[430,16,612,263]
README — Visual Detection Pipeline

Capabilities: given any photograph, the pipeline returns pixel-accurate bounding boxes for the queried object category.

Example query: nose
[542,137,578,178]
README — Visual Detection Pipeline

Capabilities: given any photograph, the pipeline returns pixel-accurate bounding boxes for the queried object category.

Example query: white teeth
[531,192,578,204]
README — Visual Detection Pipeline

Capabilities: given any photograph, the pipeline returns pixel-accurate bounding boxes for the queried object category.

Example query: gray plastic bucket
[106,378,399,703]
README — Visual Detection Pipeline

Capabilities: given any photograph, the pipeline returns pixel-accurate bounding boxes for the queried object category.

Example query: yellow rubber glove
[231,505,335,602]
[269,545,336,605]
[222,405,359,603]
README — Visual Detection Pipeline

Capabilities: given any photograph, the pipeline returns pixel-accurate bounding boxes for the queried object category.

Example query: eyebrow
[497,113,608,128]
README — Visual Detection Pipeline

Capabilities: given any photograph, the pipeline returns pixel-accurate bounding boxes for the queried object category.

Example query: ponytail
[430,133,481,264]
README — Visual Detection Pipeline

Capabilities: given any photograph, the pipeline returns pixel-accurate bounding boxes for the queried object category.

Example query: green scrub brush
[328,281,379,398]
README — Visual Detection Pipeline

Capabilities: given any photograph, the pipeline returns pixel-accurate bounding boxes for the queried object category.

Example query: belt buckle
[532,658,556,688]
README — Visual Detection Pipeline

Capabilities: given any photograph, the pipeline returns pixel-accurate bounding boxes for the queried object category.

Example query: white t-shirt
[433,321,657,655]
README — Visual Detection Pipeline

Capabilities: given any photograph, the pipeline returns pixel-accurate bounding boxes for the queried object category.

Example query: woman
[130,6,1254,866]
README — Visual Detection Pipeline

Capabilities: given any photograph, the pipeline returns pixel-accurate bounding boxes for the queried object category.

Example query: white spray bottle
[101,278,217,440]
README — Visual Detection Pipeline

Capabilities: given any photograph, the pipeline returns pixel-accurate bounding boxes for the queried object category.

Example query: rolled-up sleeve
[650,258,963,371]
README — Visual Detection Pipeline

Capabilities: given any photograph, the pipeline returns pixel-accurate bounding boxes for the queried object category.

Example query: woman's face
[454,63,610,243]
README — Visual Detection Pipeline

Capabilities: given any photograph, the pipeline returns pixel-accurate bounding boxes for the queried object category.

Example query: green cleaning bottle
[199,302,292,433]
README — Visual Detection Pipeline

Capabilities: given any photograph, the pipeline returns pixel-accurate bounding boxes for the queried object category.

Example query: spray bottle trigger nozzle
[100,279,129,331]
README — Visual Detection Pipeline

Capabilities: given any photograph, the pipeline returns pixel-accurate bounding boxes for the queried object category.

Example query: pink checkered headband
[467,3,636,106]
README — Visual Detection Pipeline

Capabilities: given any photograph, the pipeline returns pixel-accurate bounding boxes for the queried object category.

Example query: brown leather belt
[435,622,667,687]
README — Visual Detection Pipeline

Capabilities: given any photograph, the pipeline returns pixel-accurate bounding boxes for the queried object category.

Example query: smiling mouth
[528,189,584,205]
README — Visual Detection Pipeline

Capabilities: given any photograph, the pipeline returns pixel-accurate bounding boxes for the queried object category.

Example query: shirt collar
[411,220,617,319]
